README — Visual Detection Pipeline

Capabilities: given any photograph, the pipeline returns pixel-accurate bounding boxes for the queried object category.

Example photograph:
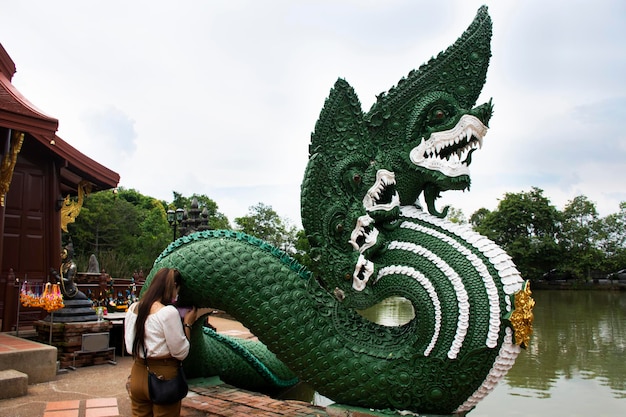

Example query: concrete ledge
[326,404,464,417]
[0,333,58,383]
[326,404,395,417]
[0,369,28,399]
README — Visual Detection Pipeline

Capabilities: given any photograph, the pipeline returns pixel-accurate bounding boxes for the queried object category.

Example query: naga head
[301,6,493,295]
[366,5,493,217]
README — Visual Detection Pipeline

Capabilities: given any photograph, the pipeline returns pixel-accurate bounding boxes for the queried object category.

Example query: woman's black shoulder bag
[143,346,188,405]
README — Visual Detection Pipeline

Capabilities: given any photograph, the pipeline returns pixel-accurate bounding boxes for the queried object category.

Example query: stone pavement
[0,316,333,417]
[1,355,331,417]
[1,355,134,417]
[183,384,328,417]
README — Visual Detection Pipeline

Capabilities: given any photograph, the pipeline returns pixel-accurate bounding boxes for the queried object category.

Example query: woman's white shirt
[124,302,190,360]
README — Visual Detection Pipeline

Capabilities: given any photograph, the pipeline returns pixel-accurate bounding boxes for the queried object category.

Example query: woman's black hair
[131,268,181,357]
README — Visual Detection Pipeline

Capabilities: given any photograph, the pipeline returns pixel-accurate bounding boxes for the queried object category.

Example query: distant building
[0,43,120,331]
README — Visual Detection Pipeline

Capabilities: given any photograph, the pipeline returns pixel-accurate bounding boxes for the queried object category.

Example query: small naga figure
[142,6,534,416]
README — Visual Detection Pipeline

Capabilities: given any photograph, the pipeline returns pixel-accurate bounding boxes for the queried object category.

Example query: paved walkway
[44,398,119,417]
[0,316,331,417]
[36,378,330,417]
[183,384,328,417]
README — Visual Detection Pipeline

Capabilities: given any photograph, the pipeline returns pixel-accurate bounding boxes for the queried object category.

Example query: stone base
[0,369,28,399]
[326,404,468,417]
[34,320,113,369]
[0,333,57,384]
[42,297,99,322]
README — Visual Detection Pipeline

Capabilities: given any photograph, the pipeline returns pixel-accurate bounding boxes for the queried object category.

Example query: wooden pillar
[1,270,18,331]
[0,129,11,330]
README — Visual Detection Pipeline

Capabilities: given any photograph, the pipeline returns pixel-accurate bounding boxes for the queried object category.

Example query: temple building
[0,43,120,331]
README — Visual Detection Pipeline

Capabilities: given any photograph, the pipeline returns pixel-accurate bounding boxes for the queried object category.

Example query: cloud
[2,0,625,226]
[82,106,137,154]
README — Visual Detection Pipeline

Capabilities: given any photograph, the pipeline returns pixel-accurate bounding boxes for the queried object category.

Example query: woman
[125,268,197,417]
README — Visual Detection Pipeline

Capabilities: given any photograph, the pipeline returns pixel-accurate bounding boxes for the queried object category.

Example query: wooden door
[1,156,49,330]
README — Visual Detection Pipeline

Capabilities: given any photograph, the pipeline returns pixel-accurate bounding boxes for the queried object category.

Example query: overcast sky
[2,0,625,227]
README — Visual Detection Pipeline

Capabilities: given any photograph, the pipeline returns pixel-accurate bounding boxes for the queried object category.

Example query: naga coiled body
[145,6,534,415]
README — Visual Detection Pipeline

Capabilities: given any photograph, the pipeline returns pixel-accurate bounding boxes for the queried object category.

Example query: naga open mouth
[348,169,399,292]
[352,254,374,291]
[409,114,487,177]
[362,169,400,214]
[348,214,379,252]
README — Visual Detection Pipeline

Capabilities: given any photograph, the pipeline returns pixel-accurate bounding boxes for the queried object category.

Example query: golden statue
[0,131,24,207]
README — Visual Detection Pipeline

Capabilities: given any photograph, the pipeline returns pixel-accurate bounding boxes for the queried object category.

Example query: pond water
[282,290,626,416]
[471,290,626,417]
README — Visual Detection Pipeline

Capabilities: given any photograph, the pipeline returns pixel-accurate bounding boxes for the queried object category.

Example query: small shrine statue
[51,242,87,300]
[87,253,100,273]
[44,242,97,322]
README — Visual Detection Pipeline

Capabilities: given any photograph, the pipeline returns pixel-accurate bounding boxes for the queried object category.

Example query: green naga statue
[145,6,534,415]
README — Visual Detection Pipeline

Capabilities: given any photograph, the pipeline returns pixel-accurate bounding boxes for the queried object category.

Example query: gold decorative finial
[508,280,535,349]
[60,180,92,232]
[0,131,25,207]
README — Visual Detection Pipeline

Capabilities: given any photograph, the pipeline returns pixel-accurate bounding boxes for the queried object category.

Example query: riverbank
[531,279,626,290]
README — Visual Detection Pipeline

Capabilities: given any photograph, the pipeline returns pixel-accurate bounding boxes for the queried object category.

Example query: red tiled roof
[0,71,59,138]
[0,43,119,191]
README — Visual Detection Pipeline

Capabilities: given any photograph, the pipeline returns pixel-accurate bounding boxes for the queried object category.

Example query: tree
[292,229,313,270]
[446,207,467,224]
[473,187,561,281]
[558,195,603,280]
[68,189,235,278]
[596,201,626,273]
[469,207,491,229]
[68,187,171,278]
[234,203,296,249]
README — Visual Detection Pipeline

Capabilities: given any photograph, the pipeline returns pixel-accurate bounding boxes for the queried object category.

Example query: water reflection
[505,291,626,396]
[278,290,626,416]
[356,296,415,326]
[475,290,626,416]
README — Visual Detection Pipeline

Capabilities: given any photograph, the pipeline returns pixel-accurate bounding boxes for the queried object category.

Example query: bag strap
[142,345,151,372]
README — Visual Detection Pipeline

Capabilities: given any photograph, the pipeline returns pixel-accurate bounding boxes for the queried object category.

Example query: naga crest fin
[366,5,492,142]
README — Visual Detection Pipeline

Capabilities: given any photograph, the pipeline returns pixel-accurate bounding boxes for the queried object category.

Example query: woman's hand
[183,306,198,326]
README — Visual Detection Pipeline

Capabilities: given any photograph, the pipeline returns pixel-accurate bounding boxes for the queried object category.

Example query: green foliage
[65,184,625,285]
[469,207,490,229]
[68,187,171,278]
[234,203,296,249]
[69,189,296,280]
[471,188,626,281]
[473,187,561,281]
[67,188,233,279]
[595,202,626,273]
[558,196,603,279]
[445,207,467,224]
[292,229,313,270]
